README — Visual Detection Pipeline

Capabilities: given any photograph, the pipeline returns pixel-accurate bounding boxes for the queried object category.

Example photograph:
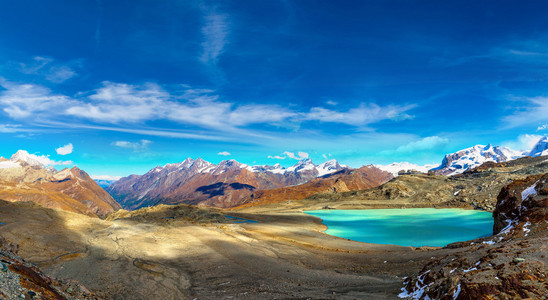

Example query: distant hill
[0,150,121,217]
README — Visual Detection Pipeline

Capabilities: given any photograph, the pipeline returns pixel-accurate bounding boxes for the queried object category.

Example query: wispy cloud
[56,143,73,155]
[269,151,309,160]
[0,124,25,133]
[90,174,122,181]
[394,136,449,153]
[0,79,417,142]
[538,124,548,131]
[112,139,152,151]
[200,8,229,65]
[303,103,415,126]
[18,56,78,83]
[267,155,286,159]
[502,134,544,151]
[0,80,72,118]
[502,96,548,128]
[217,151,231,156]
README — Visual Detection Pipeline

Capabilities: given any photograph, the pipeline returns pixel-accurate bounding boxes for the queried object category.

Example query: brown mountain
[0,151,121,217]
[235,166,394,209]
[107,158,353,209]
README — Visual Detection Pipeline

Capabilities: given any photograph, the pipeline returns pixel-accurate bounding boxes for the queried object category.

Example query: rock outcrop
[0,236,98,299]
[399,173,548,299]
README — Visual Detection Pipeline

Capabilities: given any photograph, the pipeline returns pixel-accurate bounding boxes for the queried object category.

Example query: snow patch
[0,160,21,169]
[521,181,538,200]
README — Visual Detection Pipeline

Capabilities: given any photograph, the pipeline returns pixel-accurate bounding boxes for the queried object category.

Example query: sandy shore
[0,201,464,299]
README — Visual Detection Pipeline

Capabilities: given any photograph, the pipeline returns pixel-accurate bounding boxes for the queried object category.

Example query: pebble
[513,257,525,263]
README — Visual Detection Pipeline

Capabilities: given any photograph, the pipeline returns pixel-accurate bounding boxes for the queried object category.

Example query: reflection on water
[305,208,493,247]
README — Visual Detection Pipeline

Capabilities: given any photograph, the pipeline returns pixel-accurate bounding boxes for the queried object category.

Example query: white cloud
[200,9,229,64]
[217,151,231,156]
[537,124,548,131]
[395,136,449,153]
[90,175,122,181]
[0,124,23,133]
[112,139,152,151]
[0,80,72,118]
[56,143,73,155]
[18,56,77,83]
[268,155,286,159]
[283,151,309,160]
[11,150,72,166]
[502,134,543,151]
[268,151,308,160]
[0,80,418,140]
[503,96,548,128]
[303,103,415,126]
[326,100,338,106]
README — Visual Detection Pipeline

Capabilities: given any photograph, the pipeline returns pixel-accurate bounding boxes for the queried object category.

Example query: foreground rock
[399,173,548,299]
[0,236,98,299]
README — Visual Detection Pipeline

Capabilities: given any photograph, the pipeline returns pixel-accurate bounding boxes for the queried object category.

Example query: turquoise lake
[305,208,493,247]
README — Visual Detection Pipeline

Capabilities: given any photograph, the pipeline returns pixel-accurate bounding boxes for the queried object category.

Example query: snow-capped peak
[317,159,344,176]
[286,158,316,173]
[9,150,48,167]
[529,136,548,157]
[434,144,525,176]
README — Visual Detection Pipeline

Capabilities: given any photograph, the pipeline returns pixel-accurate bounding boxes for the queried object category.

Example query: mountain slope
[0,151,121,216]
[235,166,393,209]
[107,158,348,209]
[529,136,548,157]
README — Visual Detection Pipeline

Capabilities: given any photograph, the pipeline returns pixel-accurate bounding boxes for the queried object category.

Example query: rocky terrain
[292,155,548,212]
[0,236,98,299]
[0,151,121,217]
[107,158,355,209]
[399,173,548,299]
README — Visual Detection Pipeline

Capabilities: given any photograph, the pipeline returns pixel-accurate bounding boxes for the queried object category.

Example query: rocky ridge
[0,150,121,217]
[399,173,548,300]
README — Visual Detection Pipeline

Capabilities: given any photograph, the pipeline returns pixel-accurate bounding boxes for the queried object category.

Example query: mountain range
[106,136,548,210]
[106,157,370,209]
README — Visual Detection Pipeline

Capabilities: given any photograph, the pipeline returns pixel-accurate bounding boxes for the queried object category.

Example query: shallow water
[305,208,493,247]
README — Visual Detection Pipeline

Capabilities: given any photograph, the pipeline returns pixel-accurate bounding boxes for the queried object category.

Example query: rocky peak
[9,150,46,168]
[529,136,548,157]
[287,158,316,173]
[190,158,214,173]
[317,159,344,176]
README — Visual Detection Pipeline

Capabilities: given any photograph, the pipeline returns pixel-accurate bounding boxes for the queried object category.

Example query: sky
[1,0,548,178]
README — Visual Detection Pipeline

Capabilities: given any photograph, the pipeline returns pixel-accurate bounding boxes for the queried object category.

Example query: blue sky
[1,0,547,177]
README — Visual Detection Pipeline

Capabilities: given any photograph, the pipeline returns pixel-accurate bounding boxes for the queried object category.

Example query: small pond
[305,208,493,247]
